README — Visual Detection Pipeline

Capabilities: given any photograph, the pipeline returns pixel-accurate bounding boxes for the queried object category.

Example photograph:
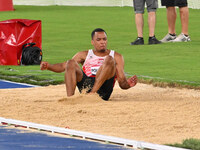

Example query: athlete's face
[91,32,107,52]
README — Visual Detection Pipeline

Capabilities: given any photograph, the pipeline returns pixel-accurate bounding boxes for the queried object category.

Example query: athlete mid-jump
[40,28,137,100]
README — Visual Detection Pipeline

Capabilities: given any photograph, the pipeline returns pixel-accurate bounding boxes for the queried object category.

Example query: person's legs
[130,13,144,45]
[130,0,145,45]
[171,0,190,42]
[148,11,156,37]
[147,12,161,44]
[146,0,158,37]
[65,59,83,96]
[135,13,144,38]
[160,6,177,42]
[91,55,116,93]
[146,0,161,44]
[160,0,177,42]
[179,6,189,35]
[167,6,177,34]
[133,0,145,37]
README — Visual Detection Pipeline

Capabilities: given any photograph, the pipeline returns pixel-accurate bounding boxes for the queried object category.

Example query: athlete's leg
[90,56,116,93]
[65,59,83,96]
[167,6,176,34]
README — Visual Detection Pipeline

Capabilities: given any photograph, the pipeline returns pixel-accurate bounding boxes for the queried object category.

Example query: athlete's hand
[127,75,137,87]
[40,61,49,70]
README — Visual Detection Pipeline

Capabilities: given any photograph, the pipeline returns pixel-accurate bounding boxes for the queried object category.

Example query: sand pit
[0,83,200,145]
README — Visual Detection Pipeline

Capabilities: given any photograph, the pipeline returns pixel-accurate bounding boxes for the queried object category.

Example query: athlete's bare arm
[40,61,66,73]
[115,52,137,89]
[40,51,88,72]
[72,51,88,65]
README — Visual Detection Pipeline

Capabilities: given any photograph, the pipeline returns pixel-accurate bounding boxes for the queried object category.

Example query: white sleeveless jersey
[83,49,115,77]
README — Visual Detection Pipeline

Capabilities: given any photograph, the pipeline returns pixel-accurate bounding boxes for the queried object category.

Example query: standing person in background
[160,0,191,42]
[130,0,161,45]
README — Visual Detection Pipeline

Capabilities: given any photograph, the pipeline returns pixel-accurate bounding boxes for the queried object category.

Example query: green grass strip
[0,6,200,89]
[167,138,200,150]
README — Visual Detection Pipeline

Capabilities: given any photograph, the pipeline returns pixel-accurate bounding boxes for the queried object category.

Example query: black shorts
[77,71,115,101]
[161,0,188,7]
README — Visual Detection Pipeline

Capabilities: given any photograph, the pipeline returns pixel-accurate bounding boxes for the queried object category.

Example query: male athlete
[40,28,137,100]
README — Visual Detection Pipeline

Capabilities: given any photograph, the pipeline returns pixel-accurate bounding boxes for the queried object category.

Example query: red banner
[0,19,42,65]
[0,0,14,11]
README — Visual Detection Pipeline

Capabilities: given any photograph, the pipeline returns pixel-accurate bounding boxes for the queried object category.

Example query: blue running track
[0,126,131,150]
[0,80,36,89]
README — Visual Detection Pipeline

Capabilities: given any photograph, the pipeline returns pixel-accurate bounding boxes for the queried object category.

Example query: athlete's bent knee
[66,59,76,70]
[104,56,115,67]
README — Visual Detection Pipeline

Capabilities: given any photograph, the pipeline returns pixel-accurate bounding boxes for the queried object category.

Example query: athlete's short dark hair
[91,28,107,39]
